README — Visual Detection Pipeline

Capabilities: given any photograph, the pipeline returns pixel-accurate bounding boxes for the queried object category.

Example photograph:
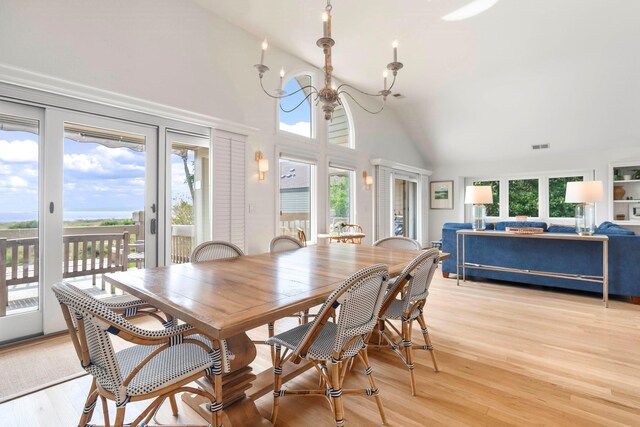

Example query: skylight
[441,0,499,21]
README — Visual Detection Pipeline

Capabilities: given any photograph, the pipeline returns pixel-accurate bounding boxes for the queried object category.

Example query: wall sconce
[363,171,373,189]
[256,151,269,181]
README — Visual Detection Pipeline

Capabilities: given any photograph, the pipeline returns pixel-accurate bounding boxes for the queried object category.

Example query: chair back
[342,224,363,234]
[382,249,439,315]
[191,241,244,262]
[296,264,388,360]
[296,228,307,247]
[270,235,303,253]
[52,281,131,405]
[373,236,421,250]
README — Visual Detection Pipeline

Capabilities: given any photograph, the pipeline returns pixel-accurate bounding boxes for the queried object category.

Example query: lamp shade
[565,181,603,203]
[464,185,493,204]
[258,158,269,172]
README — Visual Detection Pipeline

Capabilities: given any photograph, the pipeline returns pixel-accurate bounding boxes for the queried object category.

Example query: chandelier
[254,0,403,121]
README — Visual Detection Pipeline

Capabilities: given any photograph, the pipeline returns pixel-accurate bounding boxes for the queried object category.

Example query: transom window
[279,74,313,139]
[327,101,354,149]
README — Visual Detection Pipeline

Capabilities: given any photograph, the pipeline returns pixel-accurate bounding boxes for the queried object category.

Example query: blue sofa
[441,221,640,300]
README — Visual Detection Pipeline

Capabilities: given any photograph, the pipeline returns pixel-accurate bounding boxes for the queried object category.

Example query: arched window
[279,74,313,139]
[327,95,354,149]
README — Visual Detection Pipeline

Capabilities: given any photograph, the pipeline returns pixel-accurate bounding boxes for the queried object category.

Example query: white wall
[0,0,426,254]
[429,146,640,240]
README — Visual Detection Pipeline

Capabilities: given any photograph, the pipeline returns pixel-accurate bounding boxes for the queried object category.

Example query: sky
[0,129,192,222]
[279,76,312,137]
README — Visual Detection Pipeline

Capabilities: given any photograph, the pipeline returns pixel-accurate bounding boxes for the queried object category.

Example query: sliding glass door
[61,117,157,297]
[0,101,44,343]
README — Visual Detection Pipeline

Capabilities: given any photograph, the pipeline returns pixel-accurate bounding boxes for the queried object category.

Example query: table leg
[603,240,609,308]
[456,233,460,286]
[182,332,272,426]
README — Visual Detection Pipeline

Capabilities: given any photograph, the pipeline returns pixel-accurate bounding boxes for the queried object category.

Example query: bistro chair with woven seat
[267,235,311,346]
[52,281,224,427]
[373,236,422,250]
[191,240,244,262]
[342,224,364,244]
[70,282,176,328]
[266,264,390,426]
[270,235,304,253]
[375,248,440,396]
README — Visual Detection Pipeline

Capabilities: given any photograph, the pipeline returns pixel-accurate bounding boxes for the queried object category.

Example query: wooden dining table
[104,243,422,426]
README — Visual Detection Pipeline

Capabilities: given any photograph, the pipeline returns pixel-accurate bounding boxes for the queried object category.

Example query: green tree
[172,197,193,225]
[329,175,349,218]
[549,176,583,217]
[509,179,539,217]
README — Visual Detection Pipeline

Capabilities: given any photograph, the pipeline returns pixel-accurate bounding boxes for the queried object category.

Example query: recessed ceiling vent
[531,143,550,150]
[392,93,405,99]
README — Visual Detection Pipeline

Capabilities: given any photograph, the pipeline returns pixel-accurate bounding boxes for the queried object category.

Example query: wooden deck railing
[0,232,130,317]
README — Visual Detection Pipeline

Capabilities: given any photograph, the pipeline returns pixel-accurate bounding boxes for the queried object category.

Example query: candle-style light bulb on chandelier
[254,0,403,121]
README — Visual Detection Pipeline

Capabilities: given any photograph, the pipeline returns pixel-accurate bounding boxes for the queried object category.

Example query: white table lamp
[564,181,603,235]
[465,185,493,230]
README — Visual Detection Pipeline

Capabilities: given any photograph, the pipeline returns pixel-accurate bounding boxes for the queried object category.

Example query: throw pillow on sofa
[595,221,636,235]
[548,225,577,233]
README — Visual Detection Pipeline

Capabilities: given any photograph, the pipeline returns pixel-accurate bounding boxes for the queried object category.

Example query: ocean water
[0,210,134,223]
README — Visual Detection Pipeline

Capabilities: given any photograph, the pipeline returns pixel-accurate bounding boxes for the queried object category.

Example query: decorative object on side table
[464,185,493,231]
[616,214,626,221]
[505,226,544,234]
[565,180,604,235]
[430,180,454,209]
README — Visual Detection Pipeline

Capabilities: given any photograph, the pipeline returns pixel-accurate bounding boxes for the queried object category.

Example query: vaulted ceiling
[196,0,640,167]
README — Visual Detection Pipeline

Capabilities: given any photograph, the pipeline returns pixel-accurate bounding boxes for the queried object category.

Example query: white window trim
[276,148,318,244]
[276,70,317,142]
[327,161,356,227]
[325,91,356,150]
[465,169,594,223]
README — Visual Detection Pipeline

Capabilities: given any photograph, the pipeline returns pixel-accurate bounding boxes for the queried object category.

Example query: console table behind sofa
[456,230,609,307]
[441,222,640,303]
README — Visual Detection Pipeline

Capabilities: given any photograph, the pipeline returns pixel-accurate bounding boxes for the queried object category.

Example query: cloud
[0,175,30,192]
[279,121,311,137]
[0,164,12,174]
[0,139,38,162]
[64,153,107,173]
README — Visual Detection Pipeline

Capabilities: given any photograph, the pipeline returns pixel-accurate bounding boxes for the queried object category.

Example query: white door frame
[42,108,159,334]
[0,99,45,343]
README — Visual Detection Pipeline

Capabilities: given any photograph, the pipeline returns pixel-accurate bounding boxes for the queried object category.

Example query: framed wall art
[430,180,454,209]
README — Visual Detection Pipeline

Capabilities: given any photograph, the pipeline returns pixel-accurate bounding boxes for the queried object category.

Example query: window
[328,166,354,226]
[472,180,500,216]
[509,178,539,217]
[393,177,418,240]
[327,101,353,148]
[168,131,211,264]
[279,74,313,139]
[279,158,314,241]
[549,176,583,218]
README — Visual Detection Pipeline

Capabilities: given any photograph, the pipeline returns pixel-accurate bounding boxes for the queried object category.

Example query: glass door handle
[150,218,157,235]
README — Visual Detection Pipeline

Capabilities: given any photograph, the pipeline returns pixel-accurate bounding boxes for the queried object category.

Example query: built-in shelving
[609,161,640,226]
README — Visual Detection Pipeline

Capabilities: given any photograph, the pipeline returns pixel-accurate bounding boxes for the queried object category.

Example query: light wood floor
[1,275,639,426]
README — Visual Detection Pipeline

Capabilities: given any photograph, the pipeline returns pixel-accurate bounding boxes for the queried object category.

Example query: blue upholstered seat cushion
[495,221,548,231]
[595,221,635,235]
[442,222,495,230]
[548,225,577,233]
